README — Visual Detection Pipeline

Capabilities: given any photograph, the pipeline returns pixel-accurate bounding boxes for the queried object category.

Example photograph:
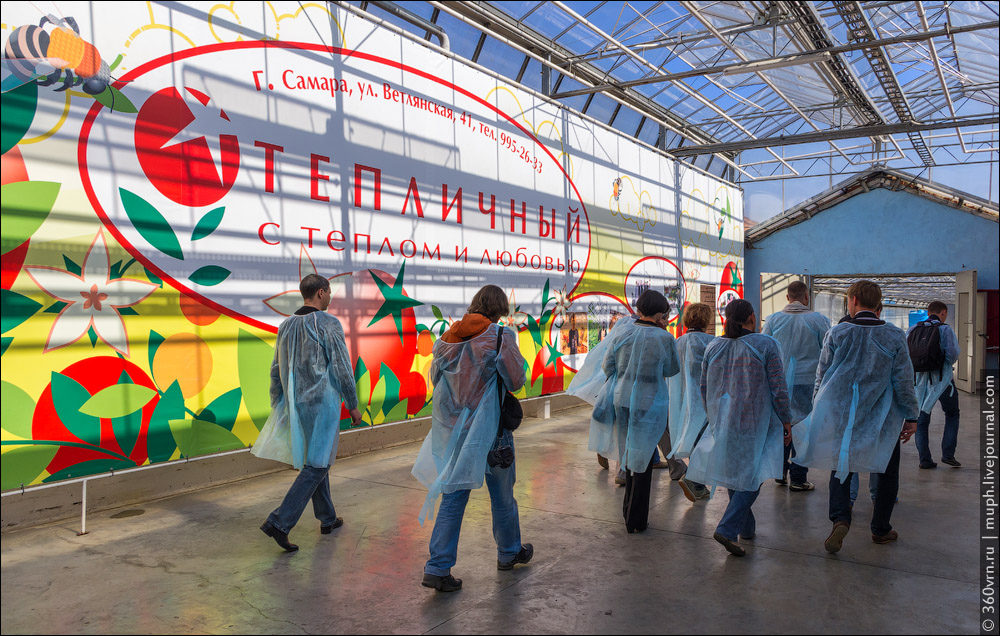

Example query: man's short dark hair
[927,301,948,316]
[300,274,330,300]
[847,280,881,310]
[787,280,809,302]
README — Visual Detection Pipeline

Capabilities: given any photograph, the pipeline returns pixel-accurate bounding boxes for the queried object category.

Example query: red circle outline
[79,41,592,335]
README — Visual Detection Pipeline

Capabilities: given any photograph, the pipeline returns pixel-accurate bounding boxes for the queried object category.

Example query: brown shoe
[872,530,899,544]
[824,521,850,554]
[597,454,609,470]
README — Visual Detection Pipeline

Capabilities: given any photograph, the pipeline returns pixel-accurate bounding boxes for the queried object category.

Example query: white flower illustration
[262,245,324,317]
[500,290,530,330]
[26,229,157,356]
[551,286,572,327]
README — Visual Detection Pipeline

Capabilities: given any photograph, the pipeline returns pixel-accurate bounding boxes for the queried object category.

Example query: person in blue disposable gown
[253,274,363,552]
[567,312,639,476]
[909,300,961,469]
[666,302,716,502]
[687,299,792,557]
[762,280,830,492]
[589,290,680,533]
[792,280,919,553]
[412,285,531,593]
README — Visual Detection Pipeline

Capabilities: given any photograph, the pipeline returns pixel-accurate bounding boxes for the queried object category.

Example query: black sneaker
[789,481,815,492]
[320,517,344,534]
[919,461,937,469]
[422,573,462,592]
[941,457,961,468]
[498,543,533,570]
[260,521,298,552]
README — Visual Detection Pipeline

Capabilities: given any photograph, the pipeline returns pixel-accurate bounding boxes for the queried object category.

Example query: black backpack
[907,320,946,375]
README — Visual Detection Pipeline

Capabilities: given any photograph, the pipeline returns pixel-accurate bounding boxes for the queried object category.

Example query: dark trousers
[783,441,808,484]
[915,382,961,463]
[623,452,656,532]
[829,440,900,536]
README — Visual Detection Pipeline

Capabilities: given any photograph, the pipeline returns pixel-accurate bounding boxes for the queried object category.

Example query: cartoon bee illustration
[2,15,110,95]
[612,177,622,202]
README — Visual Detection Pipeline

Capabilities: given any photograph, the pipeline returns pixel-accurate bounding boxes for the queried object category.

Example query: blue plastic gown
[666,330,715,459]
[588,323,681,473]
[566,315,638,405]
[686,333,791,492]
[411,323,526,523]
[792,322,919,481]
[909,321,960,413]
[762,306,831,422]
[251,311,359,469]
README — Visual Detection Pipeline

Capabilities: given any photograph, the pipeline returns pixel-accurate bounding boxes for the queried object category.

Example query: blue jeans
[267,466,338,534]
[716,488,760,541]
[849,473,880,504]
[424,432,523,576]
[915,382,960,463]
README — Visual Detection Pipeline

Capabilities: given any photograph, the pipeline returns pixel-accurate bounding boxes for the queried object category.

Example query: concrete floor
[1,395,982,634]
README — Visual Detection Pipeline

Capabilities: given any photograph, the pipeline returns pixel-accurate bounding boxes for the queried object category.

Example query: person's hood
[441,313,493,343]
[782,301,812,314]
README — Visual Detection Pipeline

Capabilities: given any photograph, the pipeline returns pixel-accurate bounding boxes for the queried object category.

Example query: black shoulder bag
[495,327,523,433]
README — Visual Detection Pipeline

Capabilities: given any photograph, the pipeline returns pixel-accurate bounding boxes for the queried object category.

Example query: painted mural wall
[0,1,744,488]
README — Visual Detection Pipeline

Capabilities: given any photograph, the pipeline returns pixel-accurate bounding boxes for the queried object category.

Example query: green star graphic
[544,339,563,369]
[367,262,423,344]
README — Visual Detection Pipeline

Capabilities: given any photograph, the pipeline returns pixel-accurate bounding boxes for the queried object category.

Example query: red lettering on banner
[301,226,320,248]
[255,141,284,193]
[402,177,425,217]
[479,192,496,229]
[509,200,527,235]
[354,164,382,211]
[442,184,463,224]
[327,230,346,251]
[310,154,330,202]
[258,222,280,245]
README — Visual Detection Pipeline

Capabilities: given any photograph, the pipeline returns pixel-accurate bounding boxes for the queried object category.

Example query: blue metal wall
[744,187,999,369]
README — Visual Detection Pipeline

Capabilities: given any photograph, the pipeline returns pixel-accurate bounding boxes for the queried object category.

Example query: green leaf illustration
[87,326,98,347]
[1,381,36,438]
[79,383,156,419]
[189,265,230,286]
[43,457,137,483]
[169,418,244,458]
[148,329,166,384]
[119,188,184,260]
[50,372,101,446]
[378,363,401,416]
[144,266,163,287]
[384,400,409,424]
[1,289,42,334]
[63,255,82,276]
[147,381,185,463]
[93,86,138,113]
[44,300,69,314]
[237,330,274,431]
[1,81,37,155]
[431,305,444,321]
[1,445,59,490]
[191,207,225,241]
[1,337,12,356]
[368,375,387,421]
[108,371,141,457]
[1,181,61,254]
[118,306,139,316]
[199,388,242,431]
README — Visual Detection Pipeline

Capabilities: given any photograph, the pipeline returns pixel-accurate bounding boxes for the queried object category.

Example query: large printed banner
[0,2,743,488]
